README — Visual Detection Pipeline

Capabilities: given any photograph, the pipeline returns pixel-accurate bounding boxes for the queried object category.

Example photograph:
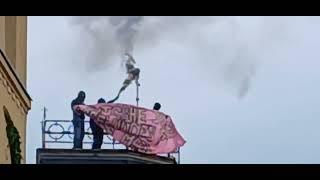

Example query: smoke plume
[109,16,143,54]
[69,16,295,98]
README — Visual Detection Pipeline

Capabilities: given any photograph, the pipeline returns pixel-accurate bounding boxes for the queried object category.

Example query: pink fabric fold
[74,103,186,154]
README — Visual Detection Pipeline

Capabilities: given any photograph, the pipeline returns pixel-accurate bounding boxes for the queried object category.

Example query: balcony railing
[41,119,181,164]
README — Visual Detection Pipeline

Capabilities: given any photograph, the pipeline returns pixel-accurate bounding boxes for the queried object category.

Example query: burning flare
[108,53,140,103]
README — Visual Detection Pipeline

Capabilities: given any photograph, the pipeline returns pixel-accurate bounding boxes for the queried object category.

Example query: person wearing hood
[71,91,86,149]
[90,98,106,149]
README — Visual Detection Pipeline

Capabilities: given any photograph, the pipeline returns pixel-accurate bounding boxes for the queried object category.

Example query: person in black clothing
[153,102,161,111]
[71,91,86,149]
[90,98,106,149]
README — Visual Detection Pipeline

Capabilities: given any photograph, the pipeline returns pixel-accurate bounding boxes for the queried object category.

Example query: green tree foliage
[3,106,22,164]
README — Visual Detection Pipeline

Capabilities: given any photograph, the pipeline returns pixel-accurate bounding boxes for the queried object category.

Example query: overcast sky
[26,16,320,164]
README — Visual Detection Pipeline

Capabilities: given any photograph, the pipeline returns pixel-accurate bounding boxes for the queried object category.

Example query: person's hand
[73,106,82,115]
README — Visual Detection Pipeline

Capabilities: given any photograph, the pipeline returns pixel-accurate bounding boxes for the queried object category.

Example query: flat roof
[37,148,177,164]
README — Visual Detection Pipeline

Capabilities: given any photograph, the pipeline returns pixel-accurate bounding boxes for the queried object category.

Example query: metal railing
[41,119,180,163]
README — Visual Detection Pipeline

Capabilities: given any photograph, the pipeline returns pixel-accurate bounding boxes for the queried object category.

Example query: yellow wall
[5,16,17,68]
[0,74,26,163]
[0,16,31,164]
[3,16,27,87]
[15,17,27,87]
[0,16,5,51]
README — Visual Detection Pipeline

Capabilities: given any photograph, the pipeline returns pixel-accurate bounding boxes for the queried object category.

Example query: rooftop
[37,148,177,164]
[39,119,181,164]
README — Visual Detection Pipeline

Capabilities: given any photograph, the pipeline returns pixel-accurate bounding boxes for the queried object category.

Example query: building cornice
[0,48,31,115]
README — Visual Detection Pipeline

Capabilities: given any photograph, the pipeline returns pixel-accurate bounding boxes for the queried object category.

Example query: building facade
[0,16,31,164]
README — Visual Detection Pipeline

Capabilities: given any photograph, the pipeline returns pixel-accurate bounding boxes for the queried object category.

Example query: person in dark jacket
[90,98,106,149]
[71,91,86,149]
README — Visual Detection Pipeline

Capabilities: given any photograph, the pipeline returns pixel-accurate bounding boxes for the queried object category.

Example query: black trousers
[72,117,85,149]
[90,119,104,149]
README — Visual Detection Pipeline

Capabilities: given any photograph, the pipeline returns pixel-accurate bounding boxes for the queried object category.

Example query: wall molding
[0,70,25,114]
[0,49,31,115]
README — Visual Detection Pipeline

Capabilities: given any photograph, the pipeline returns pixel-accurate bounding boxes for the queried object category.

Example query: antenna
[42,107,47,121]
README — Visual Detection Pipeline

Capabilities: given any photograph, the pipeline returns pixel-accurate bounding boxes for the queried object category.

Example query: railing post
[178,147,180,164]
[41,107,47,148]
[41,121,45,148]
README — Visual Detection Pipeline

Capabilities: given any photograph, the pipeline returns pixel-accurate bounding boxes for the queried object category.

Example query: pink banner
[74,103,186,154]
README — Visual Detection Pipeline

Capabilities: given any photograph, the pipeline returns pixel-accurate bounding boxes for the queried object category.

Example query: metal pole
[136,83,139,107]
[41,107,47,148]
[178,148,180,164]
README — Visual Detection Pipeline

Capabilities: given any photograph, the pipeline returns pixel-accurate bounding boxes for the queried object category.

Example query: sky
[26,16,320,164]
